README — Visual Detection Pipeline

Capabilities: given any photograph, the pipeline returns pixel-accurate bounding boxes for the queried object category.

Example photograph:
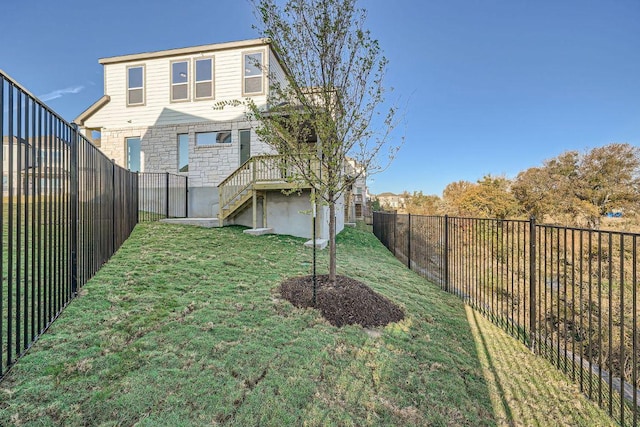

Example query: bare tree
[246,0,401,283]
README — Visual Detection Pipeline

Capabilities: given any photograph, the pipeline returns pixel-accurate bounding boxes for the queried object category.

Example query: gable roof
[74,95,110,127]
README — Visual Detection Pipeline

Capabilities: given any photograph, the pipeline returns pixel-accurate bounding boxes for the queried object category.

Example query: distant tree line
[389,143,640,228]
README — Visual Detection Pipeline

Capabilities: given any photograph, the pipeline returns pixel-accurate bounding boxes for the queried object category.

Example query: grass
[0,223,615,426]
[466,306,617,426]
[395,214,640,398]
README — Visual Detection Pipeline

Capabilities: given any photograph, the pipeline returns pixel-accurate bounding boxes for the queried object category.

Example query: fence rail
[1,70,187,380]
[374,211,640,426]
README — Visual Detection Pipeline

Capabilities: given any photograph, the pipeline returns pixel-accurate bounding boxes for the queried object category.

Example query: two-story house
[75,39,345,240]
[344,158,369,222]
[375,192,406,211]
[3,136,68,196]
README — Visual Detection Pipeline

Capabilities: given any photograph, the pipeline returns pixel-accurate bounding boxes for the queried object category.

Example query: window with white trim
[243,52,263,95]
[127,66,144,106]
[194,58,214,99]
[171,61,189,101]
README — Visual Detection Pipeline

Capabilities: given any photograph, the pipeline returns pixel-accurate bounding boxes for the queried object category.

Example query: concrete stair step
[304,239,328,250]
[160,218,220,228]
[243,228,274,236]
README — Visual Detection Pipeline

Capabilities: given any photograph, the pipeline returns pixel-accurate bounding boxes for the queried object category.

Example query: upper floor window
[171,61,189,102]
[195,58,214,100]
[127,66,145,106]
[243,52,264,96]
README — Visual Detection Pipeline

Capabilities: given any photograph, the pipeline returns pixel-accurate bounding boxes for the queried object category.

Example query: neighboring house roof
[75,95,110,127]
[98,38,271,65]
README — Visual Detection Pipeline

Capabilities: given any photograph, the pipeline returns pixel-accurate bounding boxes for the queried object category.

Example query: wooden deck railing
[218,155,318,220]
[218,159,254,216]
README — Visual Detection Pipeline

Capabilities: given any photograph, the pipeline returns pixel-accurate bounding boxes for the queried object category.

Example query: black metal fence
[0,71,187,379]
[138,172,188,222]
[374,211,640,426]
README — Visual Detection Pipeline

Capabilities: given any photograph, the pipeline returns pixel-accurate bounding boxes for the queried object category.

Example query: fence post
[393,210,397,256]
[444,215,449,292]
[529,216,537,351]
[165,172,170,219]
[70,124,79,295]
[112,159,116,253]
[134,172,139,224]
[184,176,189,218]
[407,213,411,269]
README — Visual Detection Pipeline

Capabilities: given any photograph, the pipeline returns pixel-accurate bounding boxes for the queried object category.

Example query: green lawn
[0,223,615,426]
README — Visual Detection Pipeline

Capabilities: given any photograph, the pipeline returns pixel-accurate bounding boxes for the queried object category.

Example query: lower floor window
[178,134,189,172]
[126,137,141,172]
[196,131,231,146]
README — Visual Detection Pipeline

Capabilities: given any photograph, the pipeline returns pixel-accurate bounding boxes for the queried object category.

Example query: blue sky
[1,0,638,195]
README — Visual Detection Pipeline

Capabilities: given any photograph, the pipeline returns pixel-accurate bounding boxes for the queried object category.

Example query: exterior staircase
[217,155,316,224]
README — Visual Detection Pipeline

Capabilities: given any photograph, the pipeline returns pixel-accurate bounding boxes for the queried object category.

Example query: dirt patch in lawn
[280,275,404,327]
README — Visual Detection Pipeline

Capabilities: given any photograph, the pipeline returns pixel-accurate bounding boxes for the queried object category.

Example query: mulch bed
[279,274,404,328]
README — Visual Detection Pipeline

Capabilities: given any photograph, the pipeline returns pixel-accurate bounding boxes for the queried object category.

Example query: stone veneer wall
[99,120,274,187]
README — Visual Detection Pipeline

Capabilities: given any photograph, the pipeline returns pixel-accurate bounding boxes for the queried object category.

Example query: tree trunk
[329,201,337,284]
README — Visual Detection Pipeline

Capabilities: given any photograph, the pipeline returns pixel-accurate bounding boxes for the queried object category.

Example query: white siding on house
[84,45,271,131]
[269,50,288,95]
